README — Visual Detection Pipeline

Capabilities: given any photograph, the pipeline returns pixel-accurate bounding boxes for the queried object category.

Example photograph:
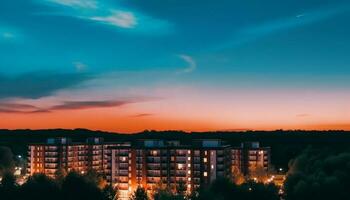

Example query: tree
[176,180,187,197]
[240,181,279,200]
[0,172,18,200]
[130,186,149,200]
[102,184,117,200]
[61,171,105,200]
[19,173,61,200]
[284,148,350,200]
[0,146,15,176]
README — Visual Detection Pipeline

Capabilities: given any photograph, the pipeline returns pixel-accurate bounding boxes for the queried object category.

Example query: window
[152,150,158,156]
[178,164,184,170]
[204,172,208,177]
[203,158,207,163]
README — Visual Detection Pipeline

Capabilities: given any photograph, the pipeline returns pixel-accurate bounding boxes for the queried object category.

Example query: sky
[0,0,350,133]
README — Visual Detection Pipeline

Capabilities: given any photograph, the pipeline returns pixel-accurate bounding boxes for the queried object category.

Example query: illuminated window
[188,170,191,174]
[204,151,207,156]
[204,172,208,177]
[187,157,191,161]
[188,164,191,167]
[188,177,191,181]
[188,150,191,154]
[178,164,184,170]
[203,158,207,163]
[211,165,214,169]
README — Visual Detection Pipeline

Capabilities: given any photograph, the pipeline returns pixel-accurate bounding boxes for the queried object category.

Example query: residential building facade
[27,138,270,199]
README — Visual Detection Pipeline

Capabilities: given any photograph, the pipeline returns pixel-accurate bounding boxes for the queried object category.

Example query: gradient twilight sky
[0,0,350,132]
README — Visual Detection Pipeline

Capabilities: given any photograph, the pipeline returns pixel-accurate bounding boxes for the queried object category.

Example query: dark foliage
[61,172,105,200]
[130,186,149,200]
[19,173,61,200]
[0,172,18,200]
[185,178,279,200]
[0,146,15,175]
[284,147,350,200]
[0,171,116,200]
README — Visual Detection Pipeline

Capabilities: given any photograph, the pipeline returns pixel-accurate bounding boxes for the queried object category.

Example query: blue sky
[0,0,349,132]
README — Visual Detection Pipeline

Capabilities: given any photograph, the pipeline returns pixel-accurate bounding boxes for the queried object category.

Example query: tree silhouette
[0,146,15,175]
[102,184,117,200]
[284,147,350,200]
[61,171,105,200]
[130,186,149,200]
[0,172,18,200]
[19,173,61,200]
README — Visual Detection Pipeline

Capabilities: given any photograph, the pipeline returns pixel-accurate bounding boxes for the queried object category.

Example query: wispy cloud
[296,14,305,18]
[0,102,49,114]
[0,96,159,114]
[0,26,19,41]
[296,113,310,118]
[47,0,97,9]
[40,0,171,33]
[178,55,197,73]
[50,100,129,110]
[2,32,15,39]
[90,10,137,28]
[217,3,350,50]
[130,113,154,118]
[73,61,87,72]
[0,72,90,99]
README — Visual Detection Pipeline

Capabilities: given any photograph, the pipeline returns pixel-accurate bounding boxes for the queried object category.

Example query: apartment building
[231,142,270,177]
[27,137,111,177]
[27,138,270,199]
[109,140,231,200]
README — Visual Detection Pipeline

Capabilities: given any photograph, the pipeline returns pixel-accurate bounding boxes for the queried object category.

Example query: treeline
[285,147,350,200]
[0,171,115,200]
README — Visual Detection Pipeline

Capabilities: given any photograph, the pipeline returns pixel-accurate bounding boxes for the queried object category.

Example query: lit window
[211,165,214,169]
[178,164,184,170]
[188,177,191,181]
[188,157,191,161]
[188,170,191,174]
[188,150,191,154]
[204,151,207,156]
[203,158,207,163]
[204,172,208,177]
[188,164,191,167]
